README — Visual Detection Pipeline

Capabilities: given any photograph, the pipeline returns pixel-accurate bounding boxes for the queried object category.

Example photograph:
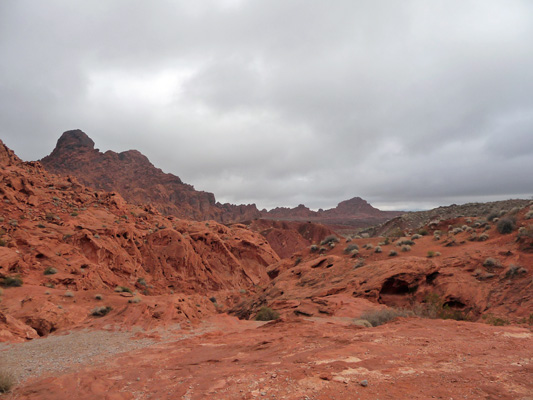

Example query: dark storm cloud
[1,0,532,210]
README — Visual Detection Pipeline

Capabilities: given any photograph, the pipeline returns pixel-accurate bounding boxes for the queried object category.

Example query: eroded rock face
[232,214,533,322]
[0,138,279,341]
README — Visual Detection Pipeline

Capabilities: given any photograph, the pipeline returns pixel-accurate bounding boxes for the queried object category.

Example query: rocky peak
[0,139,21,166]
[333,197,377,214]
[54,130,95,152]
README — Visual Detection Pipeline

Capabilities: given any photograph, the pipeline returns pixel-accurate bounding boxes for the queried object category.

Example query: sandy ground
[2,315,532,400]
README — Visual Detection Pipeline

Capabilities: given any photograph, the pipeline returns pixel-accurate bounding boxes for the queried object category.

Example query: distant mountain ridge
[40,130,401,228]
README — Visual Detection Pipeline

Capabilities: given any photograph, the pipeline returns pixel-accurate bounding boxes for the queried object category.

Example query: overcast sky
[1,0,532,211]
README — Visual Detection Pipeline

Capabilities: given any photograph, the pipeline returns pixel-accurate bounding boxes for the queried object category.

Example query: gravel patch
[0,323,213,383]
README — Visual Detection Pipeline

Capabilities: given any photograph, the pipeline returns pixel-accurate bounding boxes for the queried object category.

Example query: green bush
[343,244,359,254]
[320,235,340,245]
[0,276,23,287]
[360,308,413,327]
[255,307,280,321]
[497,218,515,234]
[44,267,58,275]
[114,286,133,294]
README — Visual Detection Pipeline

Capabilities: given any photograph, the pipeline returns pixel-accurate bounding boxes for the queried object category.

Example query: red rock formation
[262,197,402,232]
[40,130,400,231]
[0,138,279,341]
[232,211,533,322]
[243,219,336,259]
[40,130,262,223]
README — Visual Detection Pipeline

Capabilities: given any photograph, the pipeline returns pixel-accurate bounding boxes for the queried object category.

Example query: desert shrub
[64,291,74,298]
[427,251,435,258]
[483,258,501,268]
[0,369,15,393]
[435,252,441,257]
[114,286,133,294]
[497,218,515,234]
[350,250,359,257]
[401,245,411,252]
[320,235,340,245]
[319,246,327,253]
[128,297,141,304]
[255,307,279,321]
[209,296,217,303]
[344,244,359,254]
[478,233,489,241]
[389,250,398,257]
[397,239,414,246]
[91,306,112,317]
[95,294,103,300]
[418,229,428,236]
[310,244,319,253]
[517,225,533,238]
[44,267,57,275]
[482,314,510,326]
[136,277,147,286]
[360,308,413,327]
[353,259,365,269]
[452,227,463,235]
[505,264,527,278]
[411,234,422,240]
[374,246,382,253]
[526,210,533,220]
[364,243,373,250]
[415,293,471,321]
[0,276,23,287]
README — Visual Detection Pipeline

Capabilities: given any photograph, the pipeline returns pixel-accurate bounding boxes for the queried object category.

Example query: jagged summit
[40,130,401,228]
[41,130,260,223]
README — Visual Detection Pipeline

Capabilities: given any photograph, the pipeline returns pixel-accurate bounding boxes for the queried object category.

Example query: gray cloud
[1,0,532,210]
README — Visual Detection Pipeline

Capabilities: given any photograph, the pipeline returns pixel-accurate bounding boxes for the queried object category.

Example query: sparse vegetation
[496,218,515,234]
[128,297,141,303]
[255,307,279,321]
[360,308,413,327]
[64,291,74,297]
[320,235,340,246]
[427,251,435,258]
[374,246,382,253]
[0,369,15,393]
[114,286,133,294]
[411,234,422,240]
[310,244,319,253]
[482,314,510,326]
[44,266,57,275]
[389,250,398,257]
[504,264,527,278]
[95,294,103,300]
[343,244,359,254]
[397,239,414,246]
[91,306,112,317]
[0,276,23,287]
[478,233,489,241]
[483,258,501,268]
[401,245,411,252]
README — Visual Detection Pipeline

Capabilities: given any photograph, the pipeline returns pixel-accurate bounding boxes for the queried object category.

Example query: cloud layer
[1,0,532,210]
